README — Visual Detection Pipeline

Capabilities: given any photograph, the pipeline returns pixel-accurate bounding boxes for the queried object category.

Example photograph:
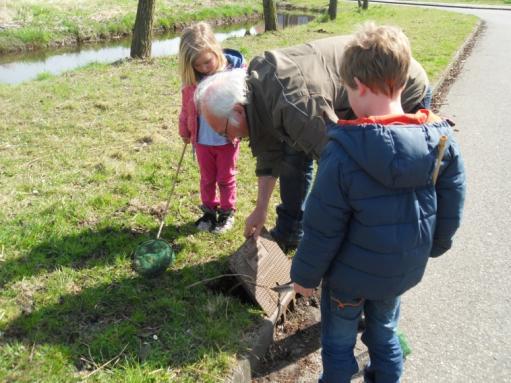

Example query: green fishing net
[133,239,175,277]
[398,330,412,358]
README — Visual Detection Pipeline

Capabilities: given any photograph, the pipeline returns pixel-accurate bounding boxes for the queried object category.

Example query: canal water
[0,13,314,85]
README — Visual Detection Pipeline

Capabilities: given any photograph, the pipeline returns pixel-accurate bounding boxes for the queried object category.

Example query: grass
[0,3,477,382]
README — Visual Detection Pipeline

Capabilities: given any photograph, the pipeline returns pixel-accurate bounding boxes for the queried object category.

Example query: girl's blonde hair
[340,22,411,98]
[178,22,227,86]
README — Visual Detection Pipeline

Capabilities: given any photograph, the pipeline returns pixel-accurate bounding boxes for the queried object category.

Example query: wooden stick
[432,135,448,185]
[156,143,188,239]
[83,344,128,379]
[185,273,254,289]
[29,342,36,362]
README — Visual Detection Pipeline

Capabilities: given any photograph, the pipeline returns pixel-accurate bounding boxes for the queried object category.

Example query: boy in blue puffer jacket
[290,22,466,383]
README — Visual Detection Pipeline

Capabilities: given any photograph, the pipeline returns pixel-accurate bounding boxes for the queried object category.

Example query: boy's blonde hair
[340,22,411,97]
[179,22,227,86]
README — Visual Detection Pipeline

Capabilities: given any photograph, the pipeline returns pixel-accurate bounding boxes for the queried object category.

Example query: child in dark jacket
[290,22,466,383]
[178,22,245,233]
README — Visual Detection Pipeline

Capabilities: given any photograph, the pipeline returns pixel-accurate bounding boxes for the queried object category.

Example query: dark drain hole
[205,275,255,305]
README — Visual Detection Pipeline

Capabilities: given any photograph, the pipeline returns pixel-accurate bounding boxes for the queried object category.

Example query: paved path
[252,4,511,383]
[400,6,511,383]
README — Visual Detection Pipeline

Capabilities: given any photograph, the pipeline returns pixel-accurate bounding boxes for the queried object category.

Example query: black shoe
[358,316,366,332]
[195,206,217,232]
[363,365,375,383]
[213,209,235,234]
[269,228,299,253]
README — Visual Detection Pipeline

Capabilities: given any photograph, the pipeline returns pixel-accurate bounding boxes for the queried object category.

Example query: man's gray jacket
[246,35,429,177]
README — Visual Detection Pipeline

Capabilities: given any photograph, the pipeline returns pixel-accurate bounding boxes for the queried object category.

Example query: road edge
[432,19,485,111]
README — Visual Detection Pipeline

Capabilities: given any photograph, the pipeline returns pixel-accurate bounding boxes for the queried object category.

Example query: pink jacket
[178,84,199,144]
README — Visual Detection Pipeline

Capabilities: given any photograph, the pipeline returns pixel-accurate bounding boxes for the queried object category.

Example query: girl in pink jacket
[178,22,245,233]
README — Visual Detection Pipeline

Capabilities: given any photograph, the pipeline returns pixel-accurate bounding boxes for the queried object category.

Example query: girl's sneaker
[195,206,217,232]
[213,209,234,234]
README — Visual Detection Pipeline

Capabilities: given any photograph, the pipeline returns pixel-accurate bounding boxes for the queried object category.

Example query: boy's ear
[354,77,368,96]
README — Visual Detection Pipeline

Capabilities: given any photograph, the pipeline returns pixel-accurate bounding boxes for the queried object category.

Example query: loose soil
[252,293,368,383]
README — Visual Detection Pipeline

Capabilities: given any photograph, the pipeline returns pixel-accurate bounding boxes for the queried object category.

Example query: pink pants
[195,143,239,211]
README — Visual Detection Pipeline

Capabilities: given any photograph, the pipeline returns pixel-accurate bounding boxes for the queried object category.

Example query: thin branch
[29,342,36,362]
[83,344,128,379]
[185,273,255,289]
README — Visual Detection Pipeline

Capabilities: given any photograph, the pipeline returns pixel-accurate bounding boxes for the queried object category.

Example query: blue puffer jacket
[290,111,466,300]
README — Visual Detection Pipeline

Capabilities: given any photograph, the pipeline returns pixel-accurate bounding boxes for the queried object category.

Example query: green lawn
[0,3,477,383]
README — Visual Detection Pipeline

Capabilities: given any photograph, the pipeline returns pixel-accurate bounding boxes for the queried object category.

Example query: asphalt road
[399,6,511,383]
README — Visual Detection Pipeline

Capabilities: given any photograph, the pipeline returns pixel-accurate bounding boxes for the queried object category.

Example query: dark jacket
[246,36,429,177]
[290,110,466,300]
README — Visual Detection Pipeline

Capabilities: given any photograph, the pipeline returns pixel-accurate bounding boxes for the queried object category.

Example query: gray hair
[194,68,248,119]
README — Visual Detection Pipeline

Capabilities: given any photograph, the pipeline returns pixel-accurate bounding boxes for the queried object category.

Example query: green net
[133,239,175,277]
[398,330,412,358]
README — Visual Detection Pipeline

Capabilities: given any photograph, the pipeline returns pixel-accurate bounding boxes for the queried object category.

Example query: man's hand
[244,176,277,239]
[244,206,267,239]
[293,282,315,297]
[181,137,191,144]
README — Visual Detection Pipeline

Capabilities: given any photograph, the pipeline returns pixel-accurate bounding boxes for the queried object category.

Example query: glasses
[218,118,229,138]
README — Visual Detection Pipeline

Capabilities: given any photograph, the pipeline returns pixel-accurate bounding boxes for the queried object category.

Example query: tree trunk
[328,0,338,20]
[362,0,369,9]
[263,0,278,32]
[130,0,156,59]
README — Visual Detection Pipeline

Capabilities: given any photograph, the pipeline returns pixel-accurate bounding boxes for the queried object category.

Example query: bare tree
[328,0,338,20]
[263,0,278,32]
[357,0,369,9]
[130,0,156,59]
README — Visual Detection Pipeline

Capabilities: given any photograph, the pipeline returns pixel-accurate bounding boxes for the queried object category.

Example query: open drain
[205,274,255,306]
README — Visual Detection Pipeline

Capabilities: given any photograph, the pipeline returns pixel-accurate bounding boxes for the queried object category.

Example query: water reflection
[278,13,315,28]
[0,14,314,85]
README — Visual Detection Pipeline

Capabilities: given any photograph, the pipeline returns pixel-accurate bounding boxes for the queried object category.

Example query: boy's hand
[293,282,315,297]
[181,137,191,144]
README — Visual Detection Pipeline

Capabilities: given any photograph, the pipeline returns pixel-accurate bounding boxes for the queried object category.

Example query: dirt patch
[0,18,20,31]
[120,198,167,220]
[252,292,368,383]
[252,293,322,383]
[13,278,47,315]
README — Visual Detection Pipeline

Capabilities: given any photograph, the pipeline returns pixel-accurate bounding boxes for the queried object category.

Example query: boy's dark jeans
[319,283,403,383]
